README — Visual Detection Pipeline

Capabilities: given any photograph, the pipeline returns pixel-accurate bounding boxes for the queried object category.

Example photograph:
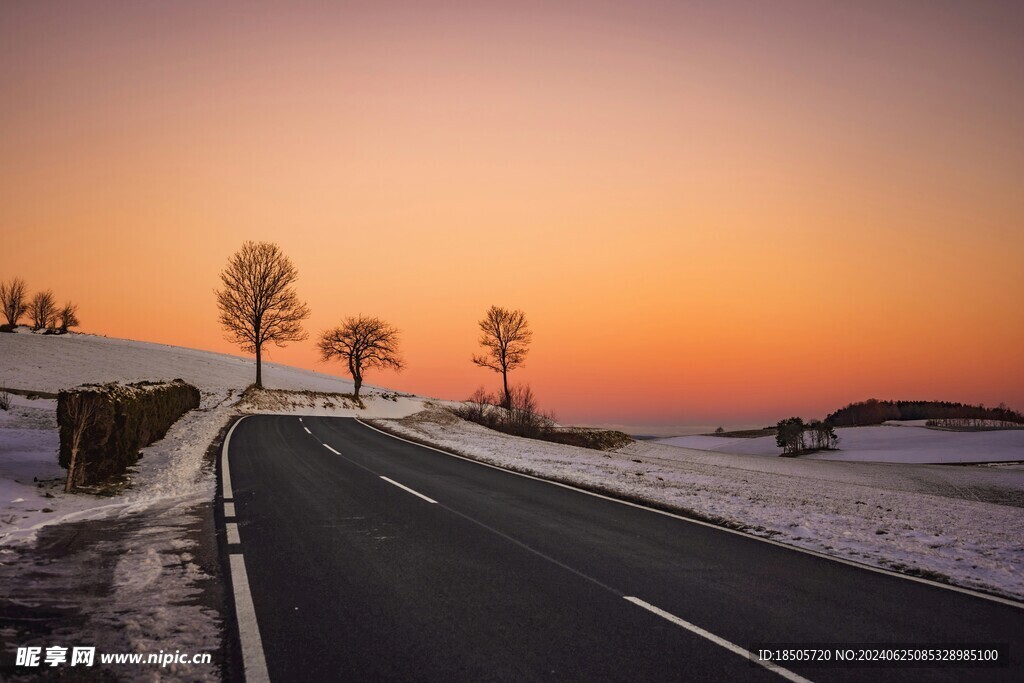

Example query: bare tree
[0,277,28,326]
[215,241,310,388]
[472,305,532,408]
[64,393,99,492]
[57,301,80,333]
[29,289,57,330]
[318,315,404,401]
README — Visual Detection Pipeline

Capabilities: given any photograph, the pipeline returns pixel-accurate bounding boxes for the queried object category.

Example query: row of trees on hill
[214,242,535,406]
[825,398,1023,427]
[0,278,80,333]
[214,242,404,400]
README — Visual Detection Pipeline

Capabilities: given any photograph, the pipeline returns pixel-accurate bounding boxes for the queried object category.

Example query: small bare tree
[215,241,311,388]
[0,277,28,326]
[318,315,404,401]
[64,393,99,492]
[57,302,80,333]
[472,305,532,408]
[29,289,57,330]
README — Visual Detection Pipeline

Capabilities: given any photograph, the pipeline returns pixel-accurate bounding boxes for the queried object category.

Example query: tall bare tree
[215,241,310,388]
[64,393,99,492]
[57,301,80,333]
[0,277,28,326]
[29,289,57,330]
[472,305,532,408]
[318,315,404,401]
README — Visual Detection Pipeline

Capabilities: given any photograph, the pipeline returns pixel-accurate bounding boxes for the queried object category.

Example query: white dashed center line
[624,597,812,683]
[380,476,438,504]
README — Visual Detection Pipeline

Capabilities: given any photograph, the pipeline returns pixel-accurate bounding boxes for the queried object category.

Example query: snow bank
[0,390,233,547]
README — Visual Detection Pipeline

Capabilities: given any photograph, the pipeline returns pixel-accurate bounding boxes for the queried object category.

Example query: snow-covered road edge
[367,409,1024,604]
[0,393,235,682]
[1,391,236,547]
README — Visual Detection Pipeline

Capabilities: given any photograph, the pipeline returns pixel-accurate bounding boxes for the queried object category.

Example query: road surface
[221,415,1023,682]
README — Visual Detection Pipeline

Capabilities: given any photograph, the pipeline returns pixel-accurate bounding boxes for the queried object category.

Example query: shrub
[452,384,630,451]
[58,380,201,488]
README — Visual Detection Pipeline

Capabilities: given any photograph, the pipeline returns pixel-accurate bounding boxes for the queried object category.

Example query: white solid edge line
[380,476,438,504]
[226,522,241,545]
[354,418,1024,610]
[229,554,271,683]
[624,597,812,683]
[323,444,341,455]
[221,416,247,500]
[224,502,236,518]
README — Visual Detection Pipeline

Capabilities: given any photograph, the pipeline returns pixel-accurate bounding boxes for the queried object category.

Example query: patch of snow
[0,391,233,547]
[0,388,228,680]
[0,498,222,682]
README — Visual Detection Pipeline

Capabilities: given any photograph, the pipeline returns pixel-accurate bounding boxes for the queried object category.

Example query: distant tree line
[825,398,1023,427]
[0,277,80,334]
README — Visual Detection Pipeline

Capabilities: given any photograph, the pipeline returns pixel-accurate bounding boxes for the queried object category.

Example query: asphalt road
[223,415,1024,682]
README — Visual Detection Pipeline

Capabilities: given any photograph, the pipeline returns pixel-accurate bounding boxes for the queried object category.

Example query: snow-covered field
[375,408,1024,601]
[657,423,1024,463]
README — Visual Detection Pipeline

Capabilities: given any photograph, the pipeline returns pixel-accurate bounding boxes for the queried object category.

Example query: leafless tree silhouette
[318,315,404,401]
[57,301,80,333]
[64,393,99,492]
[472,305,532,408]
[215,241,310,388]
[0,277,28,326]
[29,289,57,330]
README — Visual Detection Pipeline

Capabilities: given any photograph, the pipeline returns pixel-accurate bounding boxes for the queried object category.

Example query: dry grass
[238,385,362,412]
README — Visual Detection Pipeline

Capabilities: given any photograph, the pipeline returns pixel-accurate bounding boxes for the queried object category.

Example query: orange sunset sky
[2,1,1022,430]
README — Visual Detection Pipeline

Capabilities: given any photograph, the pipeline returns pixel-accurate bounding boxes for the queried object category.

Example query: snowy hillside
[1,330,358,394]
[657,424,1024,464]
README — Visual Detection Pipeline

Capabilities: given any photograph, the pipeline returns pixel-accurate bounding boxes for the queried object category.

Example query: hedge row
[57,380,200,486]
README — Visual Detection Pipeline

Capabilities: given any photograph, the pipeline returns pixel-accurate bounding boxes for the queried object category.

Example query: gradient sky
[2,1,1022,429]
